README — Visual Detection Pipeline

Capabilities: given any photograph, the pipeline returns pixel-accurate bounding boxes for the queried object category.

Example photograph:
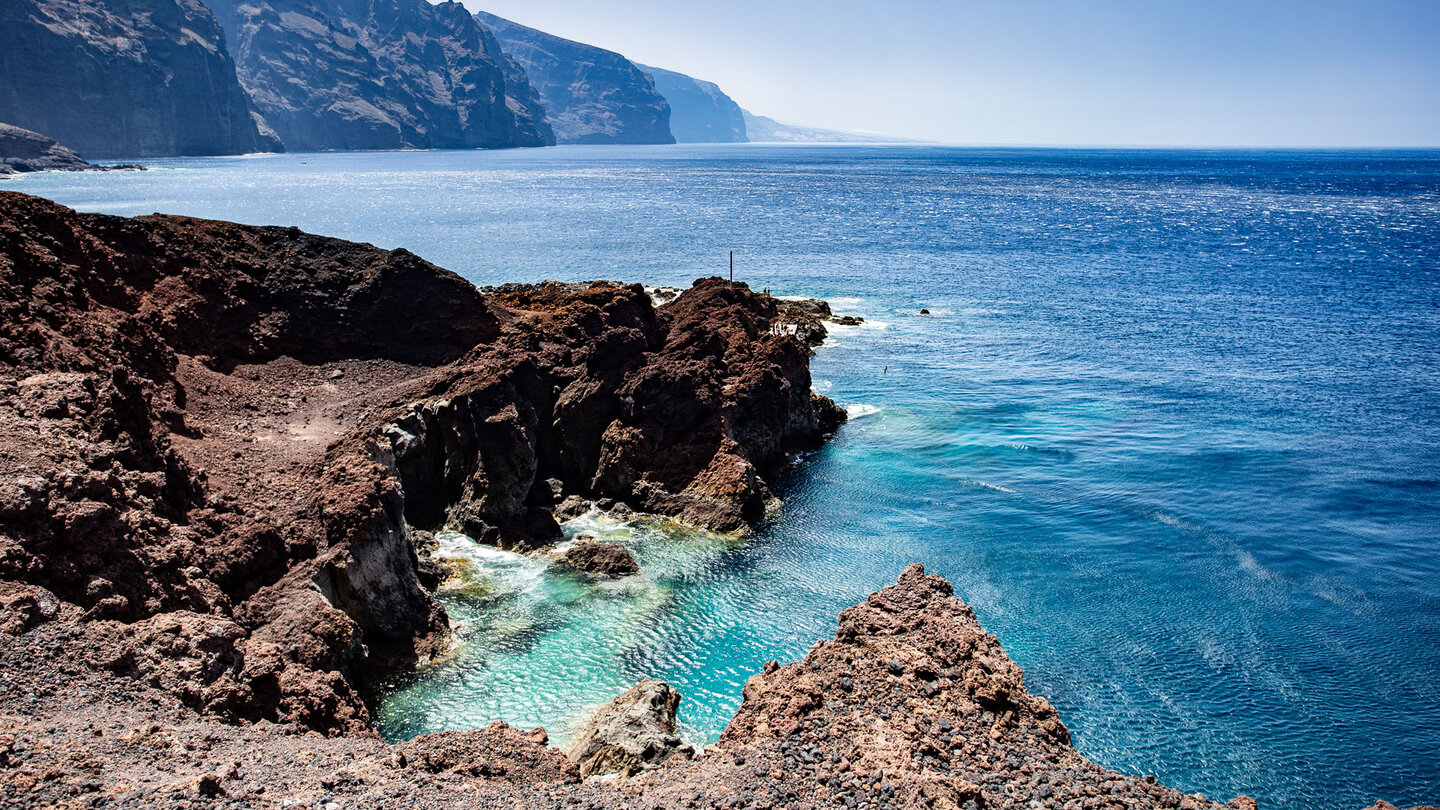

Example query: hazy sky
[460,0,1440,147]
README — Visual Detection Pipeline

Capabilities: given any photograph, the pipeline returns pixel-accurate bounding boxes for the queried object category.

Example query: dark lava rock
[0,0,276,158]
[476,11,673,145]
[208,0,553,151]
[564,541,639,578]
[638,64,748,143]
[554,495,593,522]
[0,124,94,175]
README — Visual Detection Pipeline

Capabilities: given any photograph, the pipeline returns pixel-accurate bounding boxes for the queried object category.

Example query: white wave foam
[844,403,882,419]
[960,479,1017,494]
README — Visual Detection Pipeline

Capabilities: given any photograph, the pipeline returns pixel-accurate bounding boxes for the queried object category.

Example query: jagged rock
[0,190,840,732]
[638,64,748,143]
[1363,803,1440,810]
[554,495,593,522]
[568,679,693,779]
[563,541,639,578]
[0,0,276,158]
[476,11,673,145]
[207,0,553,151]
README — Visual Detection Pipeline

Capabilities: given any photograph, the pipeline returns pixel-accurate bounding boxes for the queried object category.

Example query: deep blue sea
[8,145,1439,809]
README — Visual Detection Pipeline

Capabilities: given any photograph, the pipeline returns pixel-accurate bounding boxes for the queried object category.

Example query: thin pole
[729,251,734,284]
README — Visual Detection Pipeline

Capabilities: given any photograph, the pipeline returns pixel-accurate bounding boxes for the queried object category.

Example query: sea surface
[9,145,1440,809]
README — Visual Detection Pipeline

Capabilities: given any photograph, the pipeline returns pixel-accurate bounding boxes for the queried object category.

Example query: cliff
[638,64,748,143]
[206,0,553,152]
[0,0,276,159]
[475,11,674,145]
[743,109,919,144]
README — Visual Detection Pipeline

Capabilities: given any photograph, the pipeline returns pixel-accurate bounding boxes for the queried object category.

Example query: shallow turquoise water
[9,145,1440,809]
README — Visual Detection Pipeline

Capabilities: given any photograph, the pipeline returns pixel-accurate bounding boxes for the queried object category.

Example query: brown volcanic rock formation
[1,192,1412,809]
[0,190,841,736]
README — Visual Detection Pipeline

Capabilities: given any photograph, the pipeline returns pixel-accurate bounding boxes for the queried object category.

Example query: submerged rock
[563,540,639,578]
[568,679,693,779]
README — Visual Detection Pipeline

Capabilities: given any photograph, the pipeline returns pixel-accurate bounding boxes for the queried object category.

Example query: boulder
[564,541,639,578]
[567,679,694,779]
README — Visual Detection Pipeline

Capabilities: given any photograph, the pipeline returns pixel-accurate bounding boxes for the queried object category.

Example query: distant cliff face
[638,65,747,144]
[0,0,275,159]
[475,12,673,146]
[207,0,553,152]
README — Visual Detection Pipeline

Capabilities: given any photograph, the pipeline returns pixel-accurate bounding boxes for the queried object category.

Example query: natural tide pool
[8,145,1440,809]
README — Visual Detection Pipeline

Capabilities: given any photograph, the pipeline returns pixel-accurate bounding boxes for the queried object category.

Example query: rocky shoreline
[0,191,1429,809]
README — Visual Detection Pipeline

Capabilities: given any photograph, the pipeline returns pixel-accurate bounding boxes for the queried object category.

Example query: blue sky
[461,0,1440,147]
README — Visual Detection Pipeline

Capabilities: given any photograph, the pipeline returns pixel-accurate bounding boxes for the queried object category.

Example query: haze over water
[10,145,1440,809]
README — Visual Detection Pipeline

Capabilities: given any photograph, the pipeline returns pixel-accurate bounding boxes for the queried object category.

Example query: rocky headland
[476,11,675,145]
[638,65,749,144]
[0,0,278,159]
[0,124,131,176]
[0,191,1427,809]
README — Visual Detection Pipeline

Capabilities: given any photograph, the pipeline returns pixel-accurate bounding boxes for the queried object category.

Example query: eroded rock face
[0,191,838,735]
[476,11,673,145]
[638,64,748,144]
[0,0,275,158]
[207,0,553,151]
[568,679,694,779]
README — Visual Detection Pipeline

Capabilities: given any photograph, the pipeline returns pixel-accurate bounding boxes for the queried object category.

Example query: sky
[459,0,1440,147]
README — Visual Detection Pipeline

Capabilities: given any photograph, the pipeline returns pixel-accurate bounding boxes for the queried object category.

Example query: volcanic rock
[207,0,553,151]
[568,679,694,779]
[0,0,276,158]
[0,124,97,175]
[476,11,674,145]
[564,541,640,578]
[0,190,840,735]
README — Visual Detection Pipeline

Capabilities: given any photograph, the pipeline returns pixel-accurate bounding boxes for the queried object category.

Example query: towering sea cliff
[206,0,553,151]
[0,0,275,159]
[638,64,748,143]
[475,11,674,145]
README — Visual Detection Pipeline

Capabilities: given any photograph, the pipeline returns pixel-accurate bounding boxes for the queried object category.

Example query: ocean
[8,144,1439,809]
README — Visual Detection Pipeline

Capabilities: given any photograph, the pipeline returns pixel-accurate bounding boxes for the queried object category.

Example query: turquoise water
[8,145,1440,809]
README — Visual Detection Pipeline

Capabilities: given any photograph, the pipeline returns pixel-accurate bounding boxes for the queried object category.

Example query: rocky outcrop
[0,191,837,738]
[637,65,747,143]
[0,0,276,159]
[0,124,105,175]
[207,0,553,151]
[568,679,694,779]
[475,12,673,145]
[635,565,1261,810]
[564,539,640,578]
